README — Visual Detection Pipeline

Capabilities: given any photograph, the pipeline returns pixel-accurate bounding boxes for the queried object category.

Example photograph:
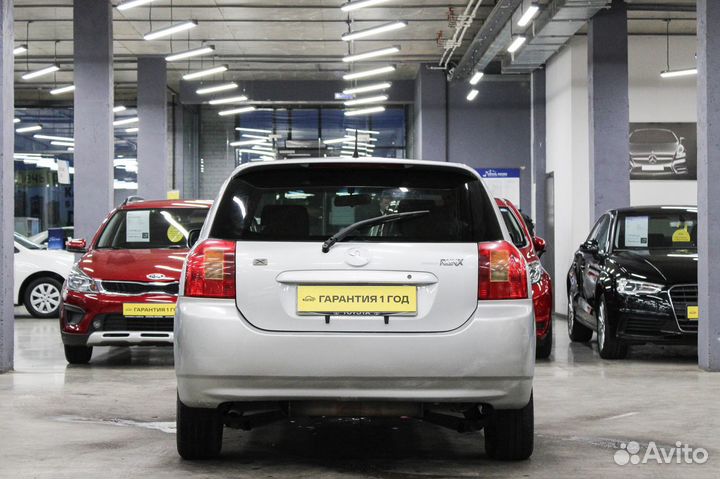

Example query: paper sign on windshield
[126,210,150,242]
[625,216,649,247]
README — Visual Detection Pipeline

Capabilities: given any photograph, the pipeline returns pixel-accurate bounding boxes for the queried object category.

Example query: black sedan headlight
[616,277,663,296]
[528,260,544,285]
[66,265,99,293]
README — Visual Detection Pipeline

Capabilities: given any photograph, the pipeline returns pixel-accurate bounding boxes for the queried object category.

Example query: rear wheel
[23,277,63,318]
[484,393,534,461]
[536,321,553,359]
[177,395,223,460]
[567,291,593,342]
[596,297,628,360]
[64,345,93,364]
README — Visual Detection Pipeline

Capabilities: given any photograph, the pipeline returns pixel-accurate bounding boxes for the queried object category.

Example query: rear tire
[484,393,534,461]
[536,321,553,359]
[177,395,223,460]
[23,277,63,318]
[567,291,593,342]
[597,297,628,360]
[64,345,93,364]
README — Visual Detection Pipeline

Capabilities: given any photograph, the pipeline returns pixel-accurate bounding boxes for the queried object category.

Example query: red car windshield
[96,208,208,249]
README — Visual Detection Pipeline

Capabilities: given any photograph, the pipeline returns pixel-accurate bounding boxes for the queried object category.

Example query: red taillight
[478,241,528,300]
[184,239,236,298]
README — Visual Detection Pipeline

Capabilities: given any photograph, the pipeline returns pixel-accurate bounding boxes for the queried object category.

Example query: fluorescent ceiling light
[343,46,399,63]
[469,71,484,85]
[230,139,267,147]
[467,89,479,101]
[34,134,74,142]
[49,84,75,95]
[183,65,228,80]
[342,21,407,42]
[236,127,272,134]
[507,36,526,54]
[22,64,60,80]
[345,106,386,116]
[16,125,42,133]
[517,5,540,27]
[218,106,256,116]
[208,95,248,105]
[196,82,238,95]
[166,45,215,62]
[323,136,354,145]
[242,134,270,140]
[51,141,75,147]
[67,147,74,152]
[117,0,158,10]
[341,0,392,12]
[343,82,391,95]
[251,145,274,151]
[13,118,20,123]
[344,94,388,106]
[660,68,697,78]
[13,45,27,55]
[236,149,276,155]
[113,116,139,126]
[125,127,139,133]
[113,105,127,113]
[144,21,197,41]
[346,128,380,135]
[343,65,395,80]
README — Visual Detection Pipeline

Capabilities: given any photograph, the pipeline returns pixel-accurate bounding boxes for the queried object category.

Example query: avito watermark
[614,441,709,466]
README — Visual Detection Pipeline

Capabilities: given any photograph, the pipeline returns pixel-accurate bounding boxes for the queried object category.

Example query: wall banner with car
[629,122,697,180]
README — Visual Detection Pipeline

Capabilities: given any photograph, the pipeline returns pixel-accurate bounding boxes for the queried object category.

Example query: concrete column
[172,98,184,196]
[531,69,546,238]
[413,65,447,162]
[0,0,14,373]
[697,0,720,371]
[587,0,630,219]
[137,56,168,199]
[73,0,114,241]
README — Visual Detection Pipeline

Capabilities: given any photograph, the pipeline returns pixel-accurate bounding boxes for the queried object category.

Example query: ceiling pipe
[438,0,484,69]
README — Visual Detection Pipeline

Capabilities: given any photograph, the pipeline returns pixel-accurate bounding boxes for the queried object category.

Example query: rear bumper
[175,297,535,410]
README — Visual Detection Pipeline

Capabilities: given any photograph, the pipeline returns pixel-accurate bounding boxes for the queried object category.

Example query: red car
[60,199,212,364]
[495,198,553,359]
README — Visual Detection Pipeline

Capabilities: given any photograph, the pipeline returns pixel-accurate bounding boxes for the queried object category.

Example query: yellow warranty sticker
[297,285,417,314]
[167,225,184,243]
[687,306,699,320]
[123,303,176,317]
[672,227,691,243]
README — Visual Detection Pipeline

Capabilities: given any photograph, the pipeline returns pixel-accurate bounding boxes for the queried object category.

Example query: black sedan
[567,206,697,359]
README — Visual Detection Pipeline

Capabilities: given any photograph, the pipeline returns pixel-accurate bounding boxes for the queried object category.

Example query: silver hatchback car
[175,158,535,460]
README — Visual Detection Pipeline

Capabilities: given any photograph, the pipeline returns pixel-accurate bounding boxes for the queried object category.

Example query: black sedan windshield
[614,209,697,250]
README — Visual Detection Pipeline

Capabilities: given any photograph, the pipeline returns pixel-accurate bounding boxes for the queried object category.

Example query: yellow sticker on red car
[297,285,417,314]
[687,306,699,320]
[123,303,176,317]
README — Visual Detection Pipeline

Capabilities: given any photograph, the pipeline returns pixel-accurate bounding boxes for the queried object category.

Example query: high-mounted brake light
[184,239,236,298]
[478,241,528,300]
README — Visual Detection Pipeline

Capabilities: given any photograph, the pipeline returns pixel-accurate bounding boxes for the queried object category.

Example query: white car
[14,233,75,318]
[175,158,535,461]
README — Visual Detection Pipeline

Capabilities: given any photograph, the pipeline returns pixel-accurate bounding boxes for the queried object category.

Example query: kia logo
[147,273,171,280]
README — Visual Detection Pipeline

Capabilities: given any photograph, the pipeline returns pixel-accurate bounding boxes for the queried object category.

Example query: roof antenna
[353,129,359,158]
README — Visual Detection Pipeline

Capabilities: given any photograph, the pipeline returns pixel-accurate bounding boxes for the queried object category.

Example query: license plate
[122,303,176,317]
[687,306,699,320]
[297,285,417,314]
[641,165,666,171]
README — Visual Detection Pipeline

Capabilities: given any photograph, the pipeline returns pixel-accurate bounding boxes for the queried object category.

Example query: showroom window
[13,107,138,235]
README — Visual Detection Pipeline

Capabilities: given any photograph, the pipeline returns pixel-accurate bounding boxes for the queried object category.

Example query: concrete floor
[1,308,718,479]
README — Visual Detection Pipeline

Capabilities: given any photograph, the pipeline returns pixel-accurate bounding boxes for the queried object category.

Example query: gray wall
[447,78,532,213]
[198,106,236,200]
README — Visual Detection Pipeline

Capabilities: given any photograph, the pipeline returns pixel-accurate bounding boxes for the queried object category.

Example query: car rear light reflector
[184,239,236,298]
[478,241,528,300]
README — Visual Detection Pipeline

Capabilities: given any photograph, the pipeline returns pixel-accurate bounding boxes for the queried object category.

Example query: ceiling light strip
[343,46,400,63]
[166,45,215,62]
[208,95,248,105]
[341,0,392,12]
[343,82,392,95]
[343,65,396,80]
[49,85,75,95]
[344,94,388,106]
[22,64,60,80]
[144,21,197,41]
[196,82,238,95]
[219,106,256,116]
[183,65,228,80]
[341,21,407,42]
[344,106,386,117]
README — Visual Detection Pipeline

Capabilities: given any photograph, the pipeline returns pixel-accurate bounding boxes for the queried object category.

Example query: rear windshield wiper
[322,210,430,253]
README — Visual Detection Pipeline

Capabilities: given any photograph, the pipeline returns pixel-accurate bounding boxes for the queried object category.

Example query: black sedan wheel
[567,291,592,342]
[596,297,628,360]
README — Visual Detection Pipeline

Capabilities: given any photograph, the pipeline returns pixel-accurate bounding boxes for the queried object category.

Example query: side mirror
[66,238,87,254]
[533,236,547,257]
[580,239,600,255]
[187,229,201,248]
